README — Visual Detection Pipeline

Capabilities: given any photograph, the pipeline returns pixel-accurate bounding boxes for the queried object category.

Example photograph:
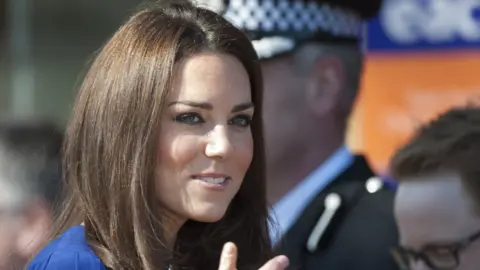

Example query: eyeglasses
[390,230,480,270]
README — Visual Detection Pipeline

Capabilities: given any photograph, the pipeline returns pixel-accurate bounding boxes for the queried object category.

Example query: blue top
[27,226,106,270]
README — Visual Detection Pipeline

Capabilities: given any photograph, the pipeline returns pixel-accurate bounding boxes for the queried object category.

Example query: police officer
[209,0,400,269]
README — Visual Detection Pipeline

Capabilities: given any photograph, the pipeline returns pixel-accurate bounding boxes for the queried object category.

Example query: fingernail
[224,242,235,254]
[276,255,289,267]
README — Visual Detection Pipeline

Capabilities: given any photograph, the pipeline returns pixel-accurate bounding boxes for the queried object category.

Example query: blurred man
[0,121,63,269]
[390,107,480,270]
[215,0,399,269]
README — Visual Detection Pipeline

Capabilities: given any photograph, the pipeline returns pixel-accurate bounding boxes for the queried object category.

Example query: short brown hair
[390,106,480,207]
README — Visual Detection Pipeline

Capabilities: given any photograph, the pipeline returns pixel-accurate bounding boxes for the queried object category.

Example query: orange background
[347,51,480,173]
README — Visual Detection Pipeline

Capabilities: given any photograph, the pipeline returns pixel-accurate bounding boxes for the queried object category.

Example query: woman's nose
[204,126,233,159]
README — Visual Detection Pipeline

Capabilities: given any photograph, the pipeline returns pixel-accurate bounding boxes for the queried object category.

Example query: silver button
[365,177,383,193]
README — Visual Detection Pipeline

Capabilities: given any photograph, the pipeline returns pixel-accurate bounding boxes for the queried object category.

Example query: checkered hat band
[223,0,362,38]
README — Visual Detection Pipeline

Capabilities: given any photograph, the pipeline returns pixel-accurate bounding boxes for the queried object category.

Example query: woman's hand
[218,242,289,270]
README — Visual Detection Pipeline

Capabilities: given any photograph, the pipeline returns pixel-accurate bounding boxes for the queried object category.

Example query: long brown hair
[52,1,271,269]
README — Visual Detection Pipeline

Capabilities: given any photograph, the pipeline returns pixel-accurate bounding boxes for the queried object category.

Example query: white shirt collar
[269,146,354,245]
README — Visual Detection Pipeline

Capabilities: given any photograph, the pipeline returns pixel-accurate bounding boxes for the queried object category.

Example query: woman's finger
[219,242,238,270]
[258,255,289,270]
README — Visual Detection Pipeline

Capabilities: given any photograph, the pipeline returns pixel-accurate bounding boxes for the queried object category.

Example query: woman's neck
[161,214,186,250]
[164,230,177,250]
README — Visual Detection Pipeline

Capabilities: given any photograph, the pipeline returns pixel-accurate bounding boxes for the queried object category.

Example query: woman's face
[156,52,254,227]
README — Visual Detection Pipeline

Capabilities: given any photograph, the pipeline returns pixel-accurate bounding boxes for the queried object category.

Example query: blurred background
[1,0,480,268]
[0,0,143,124]
[348,0,480,174]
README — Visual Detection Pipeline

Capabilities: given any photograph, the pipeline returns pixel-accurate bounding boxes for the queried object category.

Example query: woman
[27,1,289,269]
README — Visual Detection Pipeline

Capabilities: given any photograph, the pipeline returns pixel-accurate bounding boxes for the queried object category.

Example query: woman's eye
[173,113,204,125]
[229,115,252,127]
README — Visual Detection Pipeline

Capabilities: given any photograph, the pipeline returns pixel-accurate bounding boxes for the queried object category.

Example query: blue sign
[367,0,480,51]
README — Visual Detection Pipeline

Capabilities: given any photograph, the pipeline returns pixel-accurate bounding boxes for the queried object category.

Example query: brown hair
[390,106,480,209]
[51,1,271,269]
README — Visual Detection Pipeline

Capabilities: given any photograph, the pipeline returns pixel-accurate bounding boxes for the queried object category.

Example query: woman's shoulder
[27,225,106,270]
